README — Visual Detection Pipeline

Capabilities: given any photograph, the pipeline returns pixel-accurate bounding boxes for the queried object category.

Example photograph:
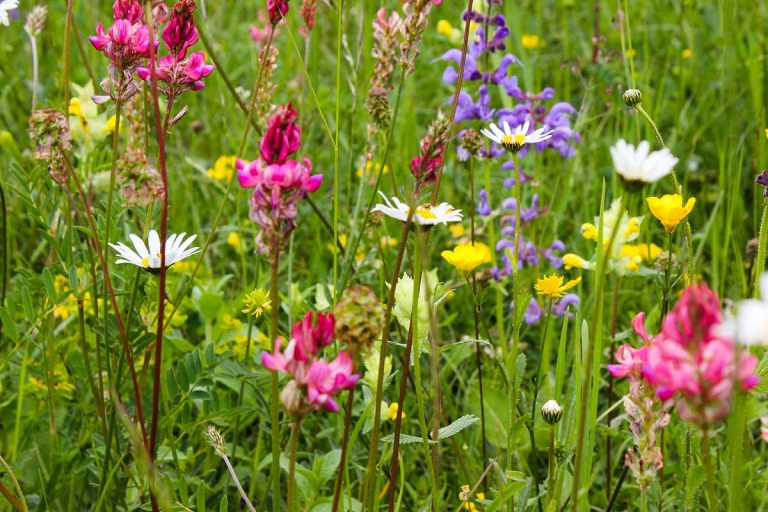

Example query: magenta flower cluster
[237,103,322,259]
[135,0,213,96]
[90,0,212,102]
[610,284,759,428]
[262,312,359,414]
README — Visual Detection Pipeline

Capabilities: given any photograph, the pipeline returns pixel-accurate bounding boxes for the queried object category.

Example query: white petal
[129,234,149,259]
[148,230,161,256]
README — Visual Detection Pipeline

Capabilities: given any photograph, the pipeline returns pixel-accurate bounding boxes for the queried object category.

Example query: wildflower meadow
[3,0,768,510]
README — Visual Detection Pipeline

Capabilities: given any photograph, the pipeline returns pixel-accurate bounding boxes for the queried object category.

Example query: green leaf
[437,414,479,439]
[196,482,206,512]
[218,495,228,512]
[0,308,18,341]
[440,337,492,352]
[42,268,56,301]
[379,433,422,445]
[314,449,341,484]
[381,415,479,445]
[485,480,528,512]
[685,465,705,510]
[68,265,79,296]
[753,353,768,394]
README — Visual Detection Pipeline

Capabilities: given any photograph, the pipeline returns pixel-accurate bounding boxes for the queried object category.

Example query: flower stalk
[571,193,627,510]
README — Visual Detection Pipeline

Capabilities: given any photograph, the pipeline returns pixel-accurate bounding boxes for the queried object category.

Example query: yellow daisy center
[141,256,150,268]
[416,206,437,219]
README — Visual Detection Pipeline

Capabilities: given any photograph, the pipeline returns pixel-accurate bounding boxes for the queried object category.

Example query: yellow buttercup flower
[626,48,636,59]
[441,242,492,272]
[437,19,453,37]
[521,34,545,49]
[682,48,693,59]
[620,243,663,262]
[208,155,237,181]
[449,223,465,238]
[227,231,242,252]
[535,274,582,299]
[646,194,695,233]
[387,402,405,421]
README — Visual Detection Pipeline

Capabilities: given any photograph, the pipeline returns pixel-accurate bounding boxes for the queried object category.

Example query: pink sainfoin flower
[299,0,317,36]
[89,0,150,102]
[641,284,759,428]
[608,313,671,493]
[267,0,289,25]
[262,312,359,414]
[237,104,322,259]
[136,0,213,96]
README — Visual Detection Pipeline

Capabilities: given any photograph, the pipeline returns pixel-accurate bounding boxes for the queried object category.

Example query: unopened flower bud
[458,129,482,160]
[541,399,563,425]
[623,88,642,107]
[334,285,382,354]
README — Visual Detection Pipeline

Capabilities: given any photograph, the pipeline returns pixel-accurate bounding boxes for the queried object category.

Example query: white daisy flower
[610,139,679,184]
[0,0,19,26]
[718,273,768,346]
[372,192,462,226]
[480,120,554,153]
[109,230,201,273]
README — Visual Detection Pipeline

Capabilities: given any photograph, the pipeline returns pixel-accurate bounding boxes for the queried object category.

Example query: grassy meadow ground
[1,0,768,510]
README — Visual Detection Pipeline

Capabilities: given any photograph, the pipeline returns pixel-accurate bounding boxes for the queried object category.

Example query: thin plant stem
[27,32,39,111]
[528,301,551,512]
[333,0,343,302]
[547,427,556,508]
[287,418,302,512]
[469,157,488,489]
[604,457,630,512]
[269,241,282,512]
[386,324,417,511]
[221,453,257,512]
[411,233,440,512]
[701,431,717,512]
[661,231,673,320]
[753,200,768,295]
[62,0,73,109]
[143,3,172,466]
[572,193,626,511]
[331,384,357,512]
[0,454,27,512]
[0,480,24,512]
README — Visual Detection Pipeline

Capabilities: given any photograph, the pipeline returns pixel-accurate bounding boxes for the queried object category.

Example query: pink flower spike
[162,0,199,58]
